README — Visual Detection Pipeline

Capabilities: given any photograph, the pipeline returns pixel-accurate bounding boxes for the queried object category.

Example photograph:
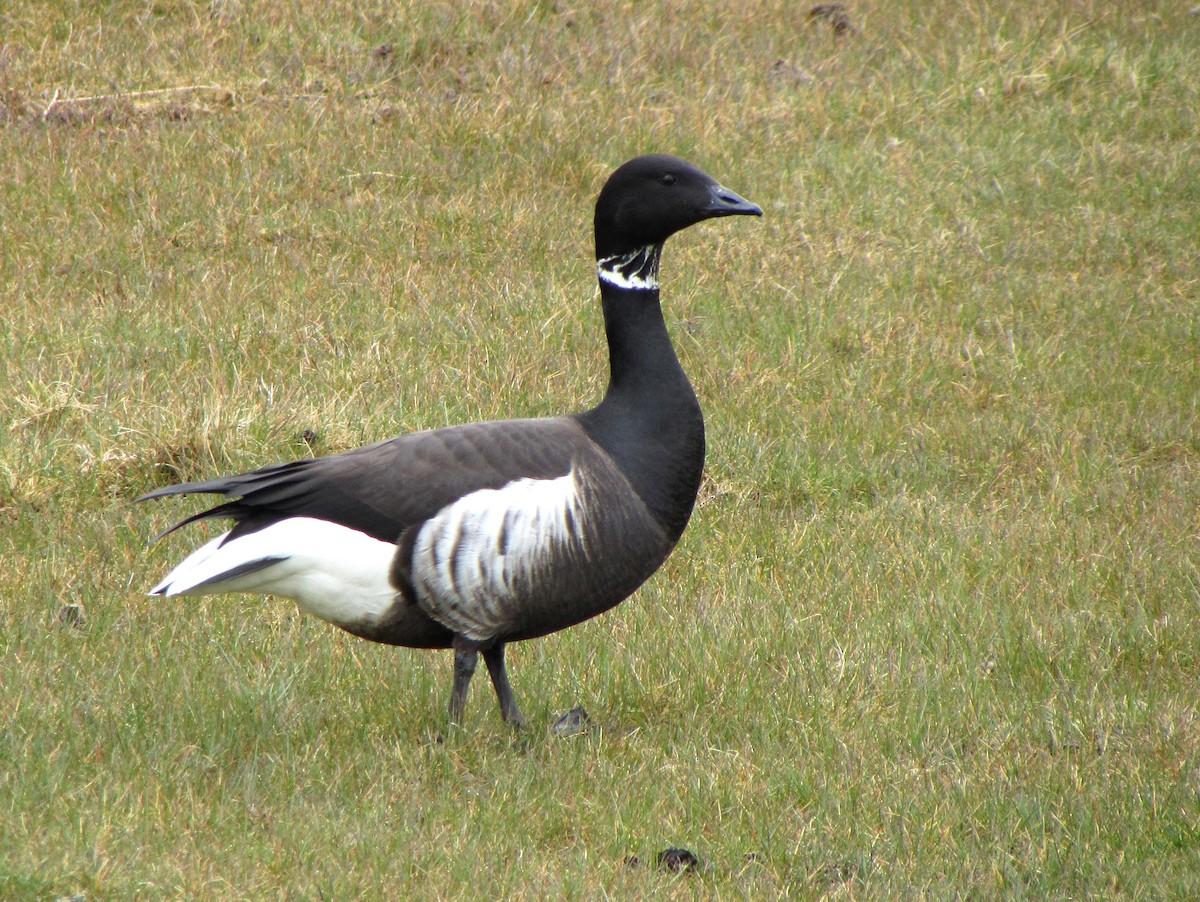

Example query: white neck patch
[597,245,662,291]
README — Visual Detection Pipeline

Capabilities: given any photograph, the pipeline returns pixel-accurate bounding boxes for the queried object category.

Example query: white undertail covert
[150,517,398,629]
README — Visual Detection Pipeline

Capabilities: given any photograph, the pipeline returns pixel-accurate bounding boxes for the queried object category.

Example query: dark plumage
[138,154,761,727]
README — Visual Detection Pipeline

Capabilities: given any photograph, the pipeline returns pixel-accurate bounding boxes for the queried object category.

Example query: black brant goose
[139,154,761,727]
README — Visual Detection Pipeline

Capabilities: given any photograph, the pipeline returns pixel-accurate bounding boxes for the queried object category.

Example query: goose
[138,154,761,727]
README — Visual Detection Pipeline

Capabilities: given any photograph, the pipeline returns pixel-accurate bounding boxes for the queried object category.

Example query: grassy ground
[2,0,1198,896]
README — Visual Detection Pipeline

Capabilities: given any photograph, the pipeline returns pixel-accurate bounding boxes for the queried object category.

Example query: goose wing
[138,416,593,545]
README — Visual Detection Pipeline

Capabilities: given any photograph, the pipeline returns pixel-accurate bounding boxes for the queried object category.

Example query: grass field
[2,0,1198,897]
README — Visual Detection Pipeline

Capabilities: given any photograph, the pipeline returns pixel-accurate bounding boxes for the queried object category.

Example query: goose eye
[660,174,676,186]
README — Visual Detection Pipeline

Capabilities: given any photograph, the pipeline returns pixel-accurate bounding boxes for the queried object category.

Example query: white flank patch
[150,517,398,629]
[411,469,585,640]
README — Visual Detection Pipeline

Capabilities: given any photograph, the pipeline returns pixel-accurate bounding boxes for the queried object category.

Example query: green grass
[2,0,1198,896]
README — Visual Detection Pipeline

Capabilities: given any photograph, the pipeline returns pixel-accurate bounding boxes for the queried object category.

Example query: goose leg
[449,636,480,725]
[483,642,527,728]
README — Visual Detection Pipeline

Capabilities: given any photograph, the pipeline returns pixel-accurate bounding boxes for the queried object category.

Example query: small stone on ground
[550,705,591,737]
[657,847,700,872]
